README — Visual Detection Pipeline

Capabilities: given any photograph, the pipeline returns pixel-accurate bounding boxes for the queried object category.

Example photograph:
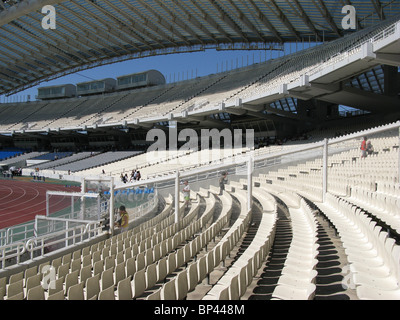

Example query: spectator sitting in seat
[116,205,129,231]
[366,140,374,155]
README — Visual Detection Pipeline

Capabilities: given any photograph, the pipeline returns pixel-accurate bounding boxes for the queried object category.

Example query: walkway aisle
[243,199,359,300]
[244,203,292,300]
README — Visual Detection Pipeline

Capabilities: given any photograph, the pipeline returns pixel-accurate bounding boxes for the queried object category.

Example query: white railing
[0,187,159,269]
[240,19,399,103]
[127,191,159,220]
[0,223,35,247]
[0,242,26,269]
[371,21,397,43]
[25,220,102,261]
[0,186,155,246]
[308,20,398,78]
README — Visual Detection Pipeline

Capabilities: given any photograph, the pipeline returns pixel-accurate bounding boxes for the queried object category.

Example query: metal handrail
[0,241,26,269]
[25,221,102,260]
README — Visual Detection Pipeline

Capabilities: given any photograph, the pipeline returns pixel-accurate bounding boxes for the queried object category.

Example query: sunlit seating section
[0,194,175,300]
[316,194,400,300]
[203,185,278,300]
[247,122,399,300]
[0,181,244,300]
[271,198,318,300]
[73,148,246,181]
[75,149,191,178]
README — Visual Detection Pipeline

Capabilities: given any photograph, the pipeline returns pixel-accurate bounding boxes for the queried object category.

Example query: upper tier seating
[0,17,397,133]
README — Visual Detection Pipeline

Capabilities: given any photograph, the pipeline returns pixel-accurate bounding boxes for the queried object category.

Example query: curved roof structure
[1,0,400,96]
[0,15,399,136]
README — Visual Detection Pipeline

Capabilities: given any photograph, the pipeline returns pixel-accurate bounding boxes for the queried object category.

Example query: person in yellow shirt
[116,205,129,231]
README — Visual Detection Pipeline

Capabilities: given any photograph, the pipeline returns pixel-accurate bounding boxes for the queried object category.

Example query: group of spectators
[360,136,375,158]
[120,169,141,183]
[1,167,22,178]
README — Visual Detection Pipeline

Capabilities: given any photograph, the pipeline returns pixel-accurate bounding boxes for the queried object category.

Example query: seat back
[197,256,207,282]
[101,267,114,290]
[146,287,161,300]
[26,274,41,292]
[187,262,199,292]
[65,270,79,294]
[48,277,64,296]
[117,276,132,300]
[146,263,158,290]
[176,271,188,300]
[67,282,84,300]
[27,285,45,300]
[157,257,168,282]
[7,279,23,299]
[161,278,176,300]
[98,285,115,300]
[114,262,126,285]
[86,274,100,300]
[47,290,65,300]
[132,269,146,299]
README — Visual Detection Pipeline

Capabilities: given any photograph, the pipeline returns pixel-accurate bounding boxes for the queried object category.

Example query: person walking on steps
[219,171,228,195]
[182,180,190,209]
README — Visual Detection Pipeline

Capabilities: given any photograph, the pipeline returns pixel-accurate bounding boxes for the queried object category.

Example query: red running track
[0,179,80,229]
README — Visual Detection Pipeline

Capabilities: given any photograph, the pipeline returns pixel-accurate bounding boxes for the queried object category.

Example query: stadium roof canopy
[1,0,400,96]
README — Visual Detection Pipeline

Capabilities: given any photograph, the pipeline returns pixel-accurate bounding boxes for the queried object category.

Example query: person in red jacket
[360,136,367,158]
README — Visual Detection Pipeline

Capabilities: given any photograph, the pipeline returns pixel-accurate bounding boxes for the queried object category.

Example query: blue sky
[1,42,317,103]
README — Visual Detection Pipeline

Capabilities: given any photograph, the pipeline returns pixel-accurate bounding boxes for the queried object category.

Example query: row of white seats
[254,175,323,203]
[54,188,231,300]
[70,193,202,300]
[50,151,140,173]
[348,186,400,234]
[142,190,236,300]
[272,197,318,300]
[35,152,99,170]
[204,186,278,300]
[0,193,178,299]
[76,191,209,300]
[237,181,320,299]
[377,182,400,197]
[317,193,400,299]
[0,194,173,299]
[202,187,253,299]
[78,149,192,178]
